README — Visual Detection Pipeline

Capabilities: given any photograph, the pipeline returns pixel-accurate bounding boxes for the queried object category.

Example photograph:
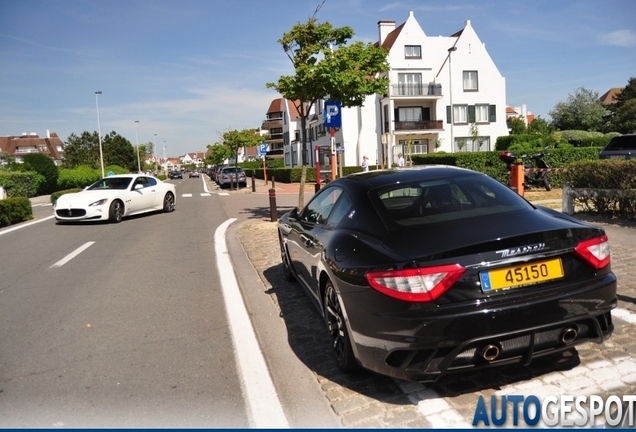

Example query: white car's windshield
[88,177,133,190]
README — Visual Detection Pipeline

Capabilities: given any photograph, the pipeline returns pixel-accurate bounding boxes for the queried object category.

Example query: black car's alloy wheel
[324,281,359,372]
[109,200,123,223]
[163,192,175,212]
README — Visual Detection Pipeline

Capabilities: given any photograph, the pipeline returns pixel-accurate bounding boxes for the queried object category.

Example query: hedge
[563,160,636,219]
[0,197,33,227]
[0,171,39,198]
[412,147,603,189]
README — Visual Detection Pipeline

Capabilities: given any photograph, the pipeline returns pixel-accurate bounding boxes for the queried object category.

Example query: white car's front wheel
[163,192,175,212]
[109,200,124,223]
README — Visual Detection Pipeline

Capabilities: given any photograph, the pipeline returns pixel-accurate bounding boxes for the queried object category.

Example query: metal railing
[391,83,442,97]
[394,120,444,131]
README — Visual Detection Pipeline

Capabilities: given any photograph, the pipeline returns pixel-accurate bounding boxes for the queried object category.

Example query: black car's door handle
[300,234,314,248]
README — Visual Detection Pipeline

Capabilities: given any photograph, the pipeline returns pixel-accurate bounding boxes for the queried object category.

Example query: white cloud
[600,29,636,47]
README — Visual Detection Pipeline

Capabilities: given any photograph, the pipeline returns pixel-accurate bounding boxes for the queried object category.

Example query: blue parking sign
[259,143,267,156]
[324,101,342,128]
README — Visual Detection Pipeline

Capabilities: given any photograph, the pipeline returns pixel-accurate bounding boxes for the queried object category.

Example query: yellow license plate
[480,258,564,292]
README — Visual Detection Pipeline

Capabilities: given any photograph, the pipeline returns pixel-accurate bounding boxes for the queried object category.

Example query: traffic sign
[324,101,342,128]
[259,143,267,156]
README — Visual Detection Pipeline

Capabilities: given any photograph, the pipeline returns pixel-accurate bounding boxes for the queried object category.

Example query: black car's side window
[301,187,343,226]
[326,192,352,228]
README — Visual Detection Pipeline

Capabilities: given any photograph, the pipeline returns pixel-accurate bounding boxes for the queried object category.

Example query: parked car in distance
[599,134,636,160]
[277,166,616,382]
[218,167,247,188]
[189,171,200,178]
[169,170,183,179]
[213,165,228,183]
[54,174,176,223]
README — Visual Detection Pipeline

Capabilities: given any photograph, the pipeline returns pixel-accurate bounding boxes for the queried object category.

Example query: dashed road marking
[50,241,95,269]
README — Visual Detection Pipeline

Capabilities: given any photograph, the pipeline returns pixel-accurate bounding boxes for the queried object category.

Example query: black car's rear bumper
[342,274,617,382]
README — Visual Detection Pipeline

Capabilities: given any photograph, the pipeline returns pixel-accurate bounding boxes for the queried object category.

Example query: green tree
[549,87,609,132]
[62,131,137,172]
[22,153,58,195]
[610,98,636,134]
[266,4,389,208]
[221,128,262,173]
[527,116,551,135]
[138,141,154,168]
[605,77,636,133]
[508,117,527,135]
[62,131,101,169]
[101,131,137,172]
[205,144,231,166]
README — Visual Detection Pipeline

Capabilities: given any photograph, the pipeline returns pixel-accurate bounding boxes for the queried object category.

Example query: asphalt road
[0,179,247,427]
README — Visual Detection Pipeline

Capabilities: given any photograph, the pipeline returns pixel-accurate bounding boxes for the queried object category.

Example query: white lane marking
[214,219,288,428]
[218,192,230,196]
[202,175,211,193]
[200,193,211,197]
[402,307,636,428]
[0,215,55,236]
[50,242,95,269]
[182,193,193,197]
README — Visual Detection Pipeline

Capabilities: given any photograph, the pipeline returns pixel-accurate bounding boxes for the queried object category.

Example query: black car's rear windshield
[373,174,531,228]
[604,135,636,150]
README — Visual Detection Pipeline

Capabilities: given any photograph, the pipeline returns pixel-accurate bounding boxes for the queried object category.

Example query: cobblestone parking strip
[236,215,636,428]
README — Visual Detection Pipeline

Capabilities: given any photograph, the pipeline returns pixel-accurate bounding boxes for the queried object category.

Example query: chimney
[378,19,396,45]
[47,130,50,138]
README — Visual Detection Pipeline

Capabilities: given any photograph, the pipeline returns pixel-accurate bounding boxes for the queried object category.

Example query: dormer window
[405,45,421,59]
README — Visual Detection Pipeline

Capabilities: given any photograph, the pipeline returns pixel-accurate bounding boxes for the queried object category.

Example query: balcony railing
[394,120,444,131]
[391,83,442,97]
[266,133,283,141]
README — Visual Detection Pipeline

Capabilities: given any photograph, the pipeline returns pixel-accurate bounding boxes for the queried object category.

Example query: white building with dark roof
[272,11,510,170]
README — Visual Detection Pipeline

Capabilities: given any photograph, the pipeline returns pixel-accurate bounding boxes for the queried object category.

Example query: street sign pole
[259,143,268,186]
[314,145,321,186]
[330,127,336,181]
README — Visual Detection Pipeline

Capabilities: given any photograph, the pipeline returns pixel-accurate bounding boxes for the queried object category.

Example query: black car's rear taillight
[574,235,610,269]
[366,264,466,302]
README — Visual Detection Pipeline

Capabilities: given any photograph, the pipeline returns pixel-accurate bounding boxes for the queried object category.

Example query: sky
[1,0,635,158]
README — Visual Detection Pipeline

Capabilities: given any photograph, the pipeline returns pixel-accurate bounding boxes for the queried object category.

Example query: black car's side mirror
[288,207,299,221]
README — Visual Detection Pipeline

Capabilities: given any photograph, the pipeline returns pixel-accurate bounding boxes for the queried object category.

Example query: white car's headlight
[89,199,109,207]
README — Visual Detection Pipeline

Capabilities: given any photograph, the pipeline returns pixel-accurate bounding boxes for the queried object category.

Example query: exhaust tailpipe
[560,326,579,344]
[478,344,501,362]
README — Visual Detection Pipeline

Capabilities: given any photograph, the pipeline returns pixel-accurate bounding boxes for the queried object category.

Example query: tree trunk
[297,106,309,210]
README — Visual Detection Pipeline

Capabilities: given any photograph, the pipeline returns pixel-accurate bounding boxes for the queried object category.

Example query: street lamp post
[447,46,457,153]
[134,120,141,173]
[95,91,104,177]
[163,141,167,176]
[153,133,157,174]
